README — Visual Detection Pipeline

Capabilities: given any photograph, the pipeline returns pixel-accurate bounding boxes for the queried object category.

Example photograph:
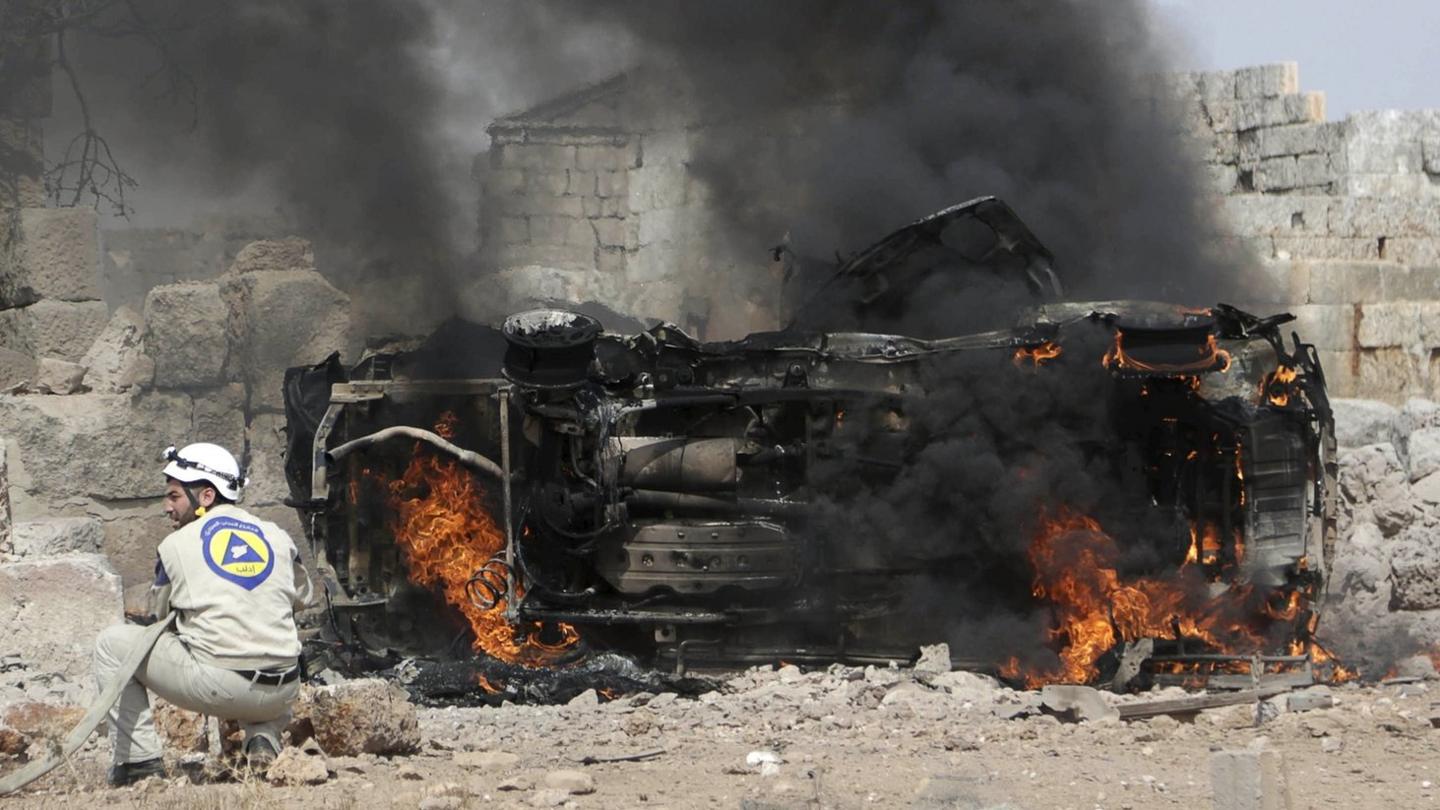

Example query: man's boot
[108,757,167,787]
[244,735,280,773]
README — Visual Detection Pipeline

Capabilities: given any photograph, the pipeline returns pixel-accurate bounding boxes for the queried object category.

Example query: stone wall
[475,75,782,339]
[1174,63,1440,403]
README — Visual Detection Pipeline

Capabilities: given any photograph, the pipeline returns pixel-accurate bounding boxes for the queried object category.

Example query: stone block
[1220,195,1331,237]
[1038,684,1118,723]
[144,282,228,388]
[1342,110,1437,175]
[191,383,247,452]
[0,345,36,391]
[493,243,595,273]
[1289,304,1355,351]
[574,143,631,171]
[564,218,597,247]
[79,306,152,393]
[31,357,86,394]
[0,391,194,503]
[0,299,109,363]
[529,216,573,246]
[1239,122,1344,161]
[1210,744,1291,810]
[1250,156,1300,191]
[1196,69,1236,102]
[1358,348,1423,404]
[0,208,100,308]
[525,170,568,197]
[591,218,626,249]
[1317,351,1358,398]
[1203,163,1239,194]
[1384,239,1440,267]
[1331,398,1401,448]
[228,237,314,275]
[88,500,172,611]
[1235,92,1324,132]
[1270,237,1379,262]
[497,143,576,170]
[1357,302,1422,348]
[0,554,123,703]
[594,170,626,198]
[565,169,595,196]
[10,516,104,558]
[1248,261,1309,305]
[495,216,529,246]
[1293,153,1337,189]
[1305,261,1384,305]
[221,270,354,413]
[1234,63,1298,100]
[503,193,584,218]
[245,413,290,508]
[1330,198,1440,239]
[485,168,525,196]
[0,119,44,209]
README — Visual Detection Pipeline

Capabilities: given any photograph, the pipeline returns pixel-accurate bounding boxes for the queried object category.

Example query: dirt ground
[4,663,1440,809]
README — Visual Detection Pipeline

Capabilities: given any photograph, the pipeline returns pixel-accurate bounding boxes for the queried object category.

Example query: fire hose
[0,615,176,796]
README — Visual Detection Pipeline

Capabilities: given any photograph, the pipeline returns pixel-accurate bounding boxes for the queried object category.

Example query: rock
[220,267,353,412]
[0,300,109,363]
[0,554,121,703]
[931,670,1002,706]
[1286,687,1336,713]
[1400,398,1440,436]
[144,282,229,388]
[1039,685,1119,723]
[1392,538,1440,610]
[0,207,100,307]
[152,696,207,752]
[621,709,656,736]
[1210,741,1291,810]
[2,701,85,747]
[0,391,193,502]
[453,750,520,770]
[79,306,152,393]
[10,516,104,557]
[31,357,86,394]
[396,764,424,780]
[777,664,803,683]
[227,237,315,275]
[567,688,599,707]
[498,774,535,791]
[1320,737,1344,754]
[1410,429,1440,481]
[308,679,420,756]
[418,798,461,810]
[0,346,37,391]
[1394,655,1438,680]
[266,746,330,785]
[542,769,596,795]
[528,788,571,807]
[1333,399,1402,448]
[914,642,951,675]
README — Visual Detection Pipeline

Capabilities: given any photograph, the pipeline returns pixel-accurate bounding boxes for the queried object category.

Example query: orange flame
[1260,365,1299,407]
[386,416,579,666]
[476,674,502,694]
[1102,331,1232,374]
[1013,341,1063,368]
[1014,508,1270,688]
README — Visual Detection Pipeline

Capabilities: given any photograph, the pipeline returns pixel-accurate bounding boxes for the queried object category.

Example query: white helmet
[161,443,246,502]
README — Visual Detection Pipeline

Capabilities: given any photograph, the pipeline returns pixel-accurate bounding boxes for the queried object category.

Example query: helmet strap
[182,483,207,518]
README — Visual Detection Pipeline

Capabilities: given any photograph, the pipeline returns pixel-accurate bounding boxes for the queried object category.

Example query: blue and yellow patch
[200,516,274,590]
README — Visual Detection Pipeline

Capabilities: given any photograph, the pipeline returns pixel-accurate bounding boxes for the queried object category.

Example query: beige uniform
[95,504,311,765]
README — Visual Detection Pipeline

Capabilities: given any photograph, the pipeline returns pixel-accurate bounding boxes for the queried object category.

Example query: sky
[1156,0,1440,118]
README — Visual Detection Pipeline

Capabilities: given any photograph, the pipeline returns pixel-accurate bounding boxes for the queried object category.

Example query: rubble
[0,300,109,363]
[30,358,85,394]
[266,743,331,786]
[1039,684,1119,724]
[0,553,122,704]
[308,679,421,756]
[1210,741,1292,810]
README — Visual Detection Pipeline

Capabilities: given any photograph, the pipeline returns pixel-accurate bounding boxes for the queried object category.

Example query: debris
[1321,738,1345,754]
[31,358,85,394]
[914,643,951,675]
[308,679,420,756]
[1285,687,1336,713]
[571,747,665,765]
[528,788,571,808]
[1040,685,1119,723]
[1210,740,1292,810]
[746,751,782,768]
[266,746,330,786]
[567,688,599,707]
[417,798,462,810]
[1116,686,1292,721]
[542,769,596,795]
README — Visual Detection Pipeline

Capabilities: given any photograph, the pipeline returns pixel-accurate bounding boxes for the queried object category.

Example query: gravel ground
[5,662,1440,809]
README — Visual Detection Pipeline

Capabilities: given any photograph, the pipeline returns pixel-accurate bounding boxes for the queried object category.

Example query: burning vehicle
[283,196,1339,691]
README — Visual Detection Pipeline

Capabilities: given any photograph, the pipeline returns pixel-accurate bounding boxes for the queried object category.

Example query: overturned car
[284,197,1337,689]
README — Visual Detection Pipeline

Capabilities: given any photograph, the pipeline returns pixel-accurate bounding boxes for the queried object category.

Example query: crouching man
[94,442,310,786]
